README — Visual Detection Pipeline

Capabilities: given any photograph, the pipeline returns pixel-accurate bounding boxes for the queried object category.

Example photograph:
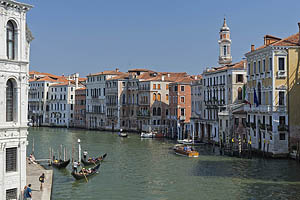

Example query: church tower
[218,17,232,65]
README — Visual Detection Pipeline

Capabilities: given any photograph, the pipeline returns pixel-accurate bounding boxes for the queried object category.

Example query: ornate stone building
[0,1,33,199]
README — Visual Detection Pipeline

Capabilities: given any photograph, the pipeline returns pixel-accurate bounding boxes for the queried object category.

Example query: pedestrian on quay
[23,185,28,200]
[39,173,45,191]
[24,184,32,200]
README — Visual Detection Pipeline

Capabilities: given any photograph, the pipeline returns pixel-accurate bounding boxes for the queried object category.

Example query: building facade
[86,69,122,129]
[245,27,300,156]
[74,88,86,128]
[0,1,33,199]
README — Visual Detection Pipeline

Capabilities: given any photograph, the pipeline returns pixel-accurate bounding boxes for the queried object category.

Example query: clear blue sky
[23,0,300,76]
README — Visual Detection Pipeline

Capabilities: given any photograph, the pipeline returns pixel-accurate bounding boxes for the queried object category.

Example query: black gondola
[52,159,70,169]
[81,153,107,166]
[71,163,101,180]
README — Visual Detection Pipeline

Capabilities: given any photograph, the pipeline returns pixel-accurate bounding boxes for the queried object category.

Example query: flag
[254,89,259,107]
[242,84,251,108]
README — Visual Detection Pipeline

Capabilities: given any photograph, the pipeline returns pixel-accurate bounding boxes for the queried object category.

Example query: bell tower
[218,17,232,65]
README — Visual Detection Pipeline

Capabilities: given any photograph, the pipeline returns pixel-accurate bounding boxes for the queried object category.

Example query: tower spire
[218,17,232,65]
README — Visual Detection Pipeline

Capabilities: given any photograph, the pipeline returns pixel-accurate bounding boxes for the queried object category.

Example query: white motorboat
[177,139,193,145]
[141,132,155,138]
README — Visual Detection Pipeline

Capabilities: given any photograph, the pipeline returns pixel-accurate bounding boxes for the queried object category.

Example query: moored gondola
[71,163,101,180]
[52,159,70,169]
[81,153,107,166]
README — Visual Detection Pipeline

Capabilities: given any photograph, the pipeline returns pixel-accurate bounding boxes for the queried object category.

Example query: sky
[22,0,300,77]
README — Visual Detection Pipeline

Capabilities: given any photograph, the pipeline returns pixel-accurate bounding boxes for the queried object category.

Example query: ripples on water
[28,127,300,200]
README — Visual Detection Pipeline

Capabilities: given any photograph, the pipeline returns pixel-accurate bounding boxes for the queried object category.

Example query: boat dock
[26,161,53,200]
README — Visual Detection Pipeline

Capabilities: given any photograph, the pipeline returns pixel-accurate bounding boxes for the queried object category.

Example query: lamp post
[78,138,81,162]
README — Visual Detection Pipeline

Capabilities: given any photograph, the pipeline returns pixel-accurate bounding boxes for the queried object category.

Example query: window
[166,84,169,90]
[158,84,161,90]
[223,45,227,56]
[71,95,73,100]
[157,93,161,101]
[6,147,17,172]
[279,57,285,71]
[166,109,169,116]
[226,120,228,127]
[7,21,16,60]
[157,107,161,116]
[263,59,266,72]
[280,133,285,140]
[253,62,257,74]
[236,74,243,83]
[6,188,17,200]
[181,86,185,91]
[269,57,272,71]
[238,87,243,100]
[181,96,185,103]
[71,104,73,110]
[166,94,169,101]
[279,116,285,125]
[279,91,285,105]
[181,108,185,116]
[175,85,178,91]
[153,84,156,90]
[258,60,261,73]
[6,79,15,122]
[153,107,157,116]
[153,93,157,101]
[219,119,222,127]
[269,116,272,126]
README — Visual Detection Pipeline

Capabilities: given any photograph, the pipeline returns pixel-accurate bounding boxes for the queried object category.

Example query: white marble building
[0,1,33,199]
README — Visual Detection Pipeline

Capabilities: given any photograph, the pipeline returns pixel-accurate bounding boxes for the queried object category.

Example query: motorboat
[173,144,199,157]
[118,132,128,137]
[177,139,204,145]
[141,132,155,138]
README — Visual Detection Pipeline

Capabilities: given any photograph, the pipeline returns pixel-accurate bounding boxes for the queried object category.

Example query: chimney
[167,73,170,77]
[75,73,79,89]
[298,22,300,44]
[162,75,165,81]
[116,68,119,72]
[251,44,255,52]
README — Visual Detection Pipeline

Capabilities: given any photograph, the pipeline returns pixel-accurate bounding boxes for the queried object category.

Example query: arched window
[7,21,16,60]
[238,87,243,100]
[6,79,15,121]
[223,45,227,56]
[157,93,161,101]
[166,109,169,116]
[157,107,161,116]
[153,107,157,116]
[153,93,156,101]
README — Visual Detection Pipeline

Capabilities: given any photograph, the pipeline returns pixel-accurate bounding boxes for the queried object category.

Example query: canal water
[28,127,300,200]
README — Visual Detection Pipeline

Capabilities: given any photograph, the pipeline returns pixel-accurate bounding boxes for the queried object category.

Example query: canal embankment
[26,161,53,200]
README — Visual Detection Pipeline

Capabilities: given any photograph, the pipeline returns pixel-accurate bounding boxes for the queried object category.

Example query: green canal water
[28,127,300,200]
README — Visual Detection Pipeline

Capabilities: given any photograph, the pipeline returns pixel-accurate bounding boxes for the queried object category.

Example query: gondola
[52,159,70,169]
[71,163,101,180]
[81,153,107,166]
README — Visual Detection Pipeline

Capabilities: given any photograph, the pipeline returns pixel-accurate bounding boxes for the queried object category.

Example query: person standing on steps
[83,150,88,161]
[39,173,45,191]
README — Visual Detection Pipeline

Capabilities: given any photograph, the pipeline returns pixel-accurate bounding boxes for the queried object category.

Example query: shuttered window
[6,188,17,200]
[6,79,14,121]
[6,147,17,172]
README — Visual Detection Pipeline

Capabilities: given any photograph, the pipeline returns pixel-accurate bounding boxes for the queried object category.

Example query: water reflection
[28,127,300,200]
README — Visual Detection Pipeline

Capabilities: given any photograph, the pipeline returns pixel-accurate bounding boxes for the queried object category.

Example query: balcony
[278,124,288,132]
[250,122,256,129]
[137,111,150,117]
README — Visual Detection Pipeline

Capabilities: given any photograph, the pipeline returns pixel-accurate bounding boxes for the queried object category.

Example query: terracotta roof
[29,71,61,78]
[249,33,300,53]
[50,82,74,87]
[89,70,123,76]
[204,60,246,74]
[106,73,130,80]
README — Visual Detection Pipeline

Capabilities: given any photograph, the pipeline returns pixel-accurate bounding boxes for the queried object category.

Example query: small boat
[81,153,107,166]
[155,133,164,138]
[177,139,193,145]
[173,144,199,157]
[52,159,70,169]
[141,132,155,138]
[71,163,101,180]
[118,132,128,137]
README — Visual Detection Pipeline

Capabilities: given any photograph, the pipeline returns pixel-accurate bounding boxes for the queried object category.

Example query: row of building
[28,19,300,158]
